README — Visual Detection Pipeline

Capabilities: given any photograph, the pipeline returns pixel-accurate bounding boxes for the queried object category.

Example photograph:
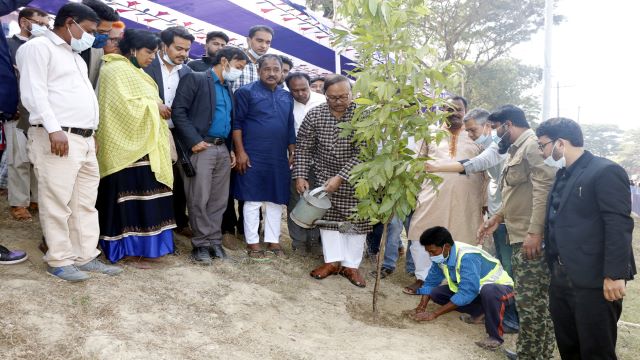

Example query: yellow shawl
[96,54,173,188]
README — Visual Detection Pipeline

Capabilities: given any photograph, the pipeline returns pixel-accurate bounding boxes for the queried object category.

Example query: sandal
[310,263,341,279]
[340,267,366,288]
[460,313,485,324]
[402,280,424,295]
[475,336,503,351]
[247,249,270,262]
[265,248,286,258]
[10,206,32,222]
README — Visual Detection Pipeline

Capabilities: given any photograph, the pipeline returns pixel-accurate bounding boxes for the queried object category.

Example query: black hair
[257,54,282,68]
[310,76,325,85]
[285,72,311,89]
[212,46,250,66]
[419,226,454,247]
[536,117,584,147]
[488,104,530,128]
[449,95,468,111]
[118,29,161,55]
[279,55,294,69]
[206,31,229,44]
[18,7,48,22]
[53,2,100,28]
[160,26,195,46]
[248,25,274,38]
[323,74,351,93]
[81,0,119,22]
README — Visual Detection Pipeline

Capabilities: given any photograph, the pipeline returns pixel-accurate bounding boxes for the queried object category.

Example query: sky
[511,0,640,130]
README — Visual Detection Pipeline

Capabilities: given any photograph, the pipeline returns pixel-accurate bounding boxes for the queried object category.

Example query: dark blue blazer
[544,151,636,288]
[171,69,234,154]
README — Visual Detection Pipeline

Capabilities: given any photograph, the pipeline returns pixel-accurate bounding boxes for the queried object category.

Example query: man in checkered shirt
[292,74,371,288]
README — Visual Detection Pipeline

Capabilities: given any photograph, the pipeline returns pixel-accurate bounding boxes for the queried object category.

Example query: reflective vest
[440,242,514,293]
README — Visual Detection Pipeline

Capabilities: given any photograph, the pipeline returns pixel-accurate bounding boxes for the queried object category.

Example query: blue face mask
[430,246,450,264]
[92,33,108,48]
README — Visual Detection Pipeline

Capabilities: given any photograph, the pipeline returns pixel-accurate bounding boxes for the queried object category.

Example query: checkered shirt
[292,102,371,234]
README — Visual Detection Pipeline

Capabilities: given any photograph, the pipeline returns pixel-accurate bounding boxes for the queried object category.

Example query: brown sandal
[247,249,270,262]
[402,280,424,295]
[340,267,366,288]
[310,263,341,279]
[10,206,32,222]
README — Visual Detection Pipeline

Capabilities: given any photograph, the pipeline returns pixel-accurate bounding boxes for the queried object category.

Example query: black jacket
[171,70,234,154]
[544,151,636,288]
[186,56,214,72]
[143,56,192,102]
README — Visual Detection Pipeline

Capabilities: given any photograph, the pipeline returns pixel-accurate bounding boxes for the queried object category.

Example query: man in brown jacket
[478,105,556,360]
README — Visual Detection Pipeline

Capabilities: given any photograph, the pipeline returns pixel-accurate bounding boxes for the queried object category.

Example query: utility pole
[542,0,554,121]
[557,81,560,118]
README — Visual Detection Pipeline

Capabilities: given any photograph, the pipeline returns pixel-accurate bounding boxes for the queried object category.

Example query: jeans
[366,216,404,271]
[404,213,415,274]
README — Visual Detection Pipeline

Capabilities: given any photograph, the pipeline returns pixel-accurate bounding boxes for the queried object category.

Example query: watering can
[290,186,359,233]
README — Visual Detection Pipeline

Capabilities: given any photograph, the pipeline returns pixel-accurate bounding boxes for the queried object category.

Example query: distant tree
[465,58,542,120]
[306,0,335,18]
[616,128,640,175]
[581,123,621,158]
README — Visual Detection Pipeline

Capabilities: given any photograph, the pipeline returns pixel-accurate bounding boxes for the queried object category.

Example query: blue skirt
[96,158,176,263]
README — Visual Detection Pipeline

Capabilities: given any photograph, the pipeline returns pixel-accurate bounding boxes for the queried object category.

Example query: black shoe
[503,325,519,334]
[369,267,394,279]
[209,244,228,260]
[504,349,517,360]
[191,247,212,265]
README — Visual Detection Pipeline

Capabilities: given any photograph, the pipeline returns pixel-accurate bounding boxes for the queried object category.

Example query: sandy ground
[1,195,639,360]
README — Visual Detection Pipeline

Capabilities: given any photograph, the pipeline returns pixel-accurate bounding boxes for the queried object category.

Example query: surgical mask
[223,66,243,82]
[543,141,566,168]
[474,133,492,146]
[430,247,449,264]
[30,23,48,37]
[92,33,108,48]
[162,51,176,66]
[129,50,141,68]
[247,47,261,60]
[68,20,95,53]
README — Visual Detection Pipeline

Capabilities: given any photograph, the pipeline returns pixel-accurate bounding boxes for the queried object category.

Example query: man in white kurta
[404,97,486,294]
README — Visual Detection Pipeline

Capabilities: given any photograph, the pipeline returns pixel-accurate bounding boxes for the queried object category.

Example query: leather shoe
[340,267,366,288]
[310,263,340,279]
[210,244,228,259]
[504,349,517,360]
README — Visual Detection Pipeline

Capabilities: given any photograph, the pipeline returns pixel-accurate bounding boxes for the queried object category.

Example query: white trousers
[5,120,37,206]
[410,240,433,281]
[28,127,101,267]
[243,201,282,244]
[320,229,366,269]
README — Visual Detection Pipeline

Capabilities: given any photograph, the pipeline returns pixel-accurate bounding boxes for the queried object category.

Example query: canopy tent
[28,0,357,76]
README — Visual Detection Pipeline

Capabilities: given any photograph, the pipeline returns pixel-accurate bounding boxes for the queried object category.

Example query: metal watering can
[290,186,358,233]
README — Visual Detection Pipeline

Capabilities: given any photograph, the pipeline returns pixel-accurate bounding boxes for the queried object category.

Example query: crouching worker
[404,226,515,350]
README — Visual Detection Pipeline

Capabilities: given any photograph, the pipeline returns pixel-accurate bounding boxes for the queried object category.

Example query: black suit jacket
[143,56,192,102]
[544,151,636,289]
[171,70,234,154]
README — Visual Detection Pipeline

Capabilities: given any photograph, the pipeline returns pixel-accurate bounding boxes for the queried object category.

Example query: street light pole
[542,0,554,121]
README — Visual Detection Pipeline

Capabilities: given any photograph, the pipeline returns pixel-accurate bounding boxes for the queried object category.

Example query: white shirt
[15,30,99,132]
[293,91,325,135]
[160,59,182,128]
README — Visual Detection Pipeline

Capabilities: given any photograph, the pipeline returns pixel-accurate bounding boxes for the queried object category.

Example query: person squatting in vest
[403,226,516,351]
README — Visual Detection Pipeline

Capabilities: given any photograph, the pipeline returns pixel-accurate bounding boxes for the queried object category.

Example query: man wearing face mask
[404,226,515,350]
[5,6,48,222]
[16,2,123,281]
[80,0,119,88]
[172,46,249,265]
[477,105,556,360]
[145,26,195,239]
[536,118,635,360]
[404,96,486,296]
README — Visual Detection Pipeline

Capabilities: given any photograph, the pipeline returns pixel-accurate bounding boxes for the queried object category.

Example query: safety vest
[440,242,514,293]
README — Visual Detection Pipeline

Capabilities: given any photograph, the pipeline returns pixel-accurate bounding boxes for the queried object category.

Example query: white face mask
[247,47,261,60]
[162,51,176,66]
[68,20,95,53]
[543,141,566,169]
[223,66,243,82]
[30,24,48,37]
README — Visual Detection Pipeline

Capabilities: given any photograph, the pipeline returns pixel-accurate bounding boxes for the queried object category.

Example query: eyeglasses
[538,139,555,151]
[326,94,350,102]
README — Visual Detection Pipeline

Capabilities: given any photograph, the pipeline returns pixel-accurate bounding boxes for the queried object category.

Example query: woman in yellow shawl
[96,29,176,265]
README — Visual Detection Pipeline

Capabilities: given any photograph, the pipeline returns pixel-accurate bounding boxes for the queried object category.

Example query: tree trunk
[372,221,389,314]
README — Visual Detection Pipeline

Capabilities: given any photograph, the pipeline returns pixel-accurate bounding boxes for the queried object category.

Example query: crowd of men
[0,1,636,359]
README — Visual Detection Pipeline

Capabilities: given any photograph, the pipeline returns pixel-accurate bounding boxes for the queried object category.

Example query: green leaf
[368,0,378,16]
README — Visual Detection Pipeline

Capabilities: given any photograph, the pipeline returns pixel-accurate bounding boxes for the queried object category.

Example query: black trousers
[549,262,622,360]
[172,163,189,229]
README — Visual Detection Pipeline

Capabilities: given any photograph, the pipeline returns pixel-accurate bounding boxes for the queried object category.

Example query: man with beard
[187,31,228,72]
[404,97,486,296]
[477,105,556,360]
